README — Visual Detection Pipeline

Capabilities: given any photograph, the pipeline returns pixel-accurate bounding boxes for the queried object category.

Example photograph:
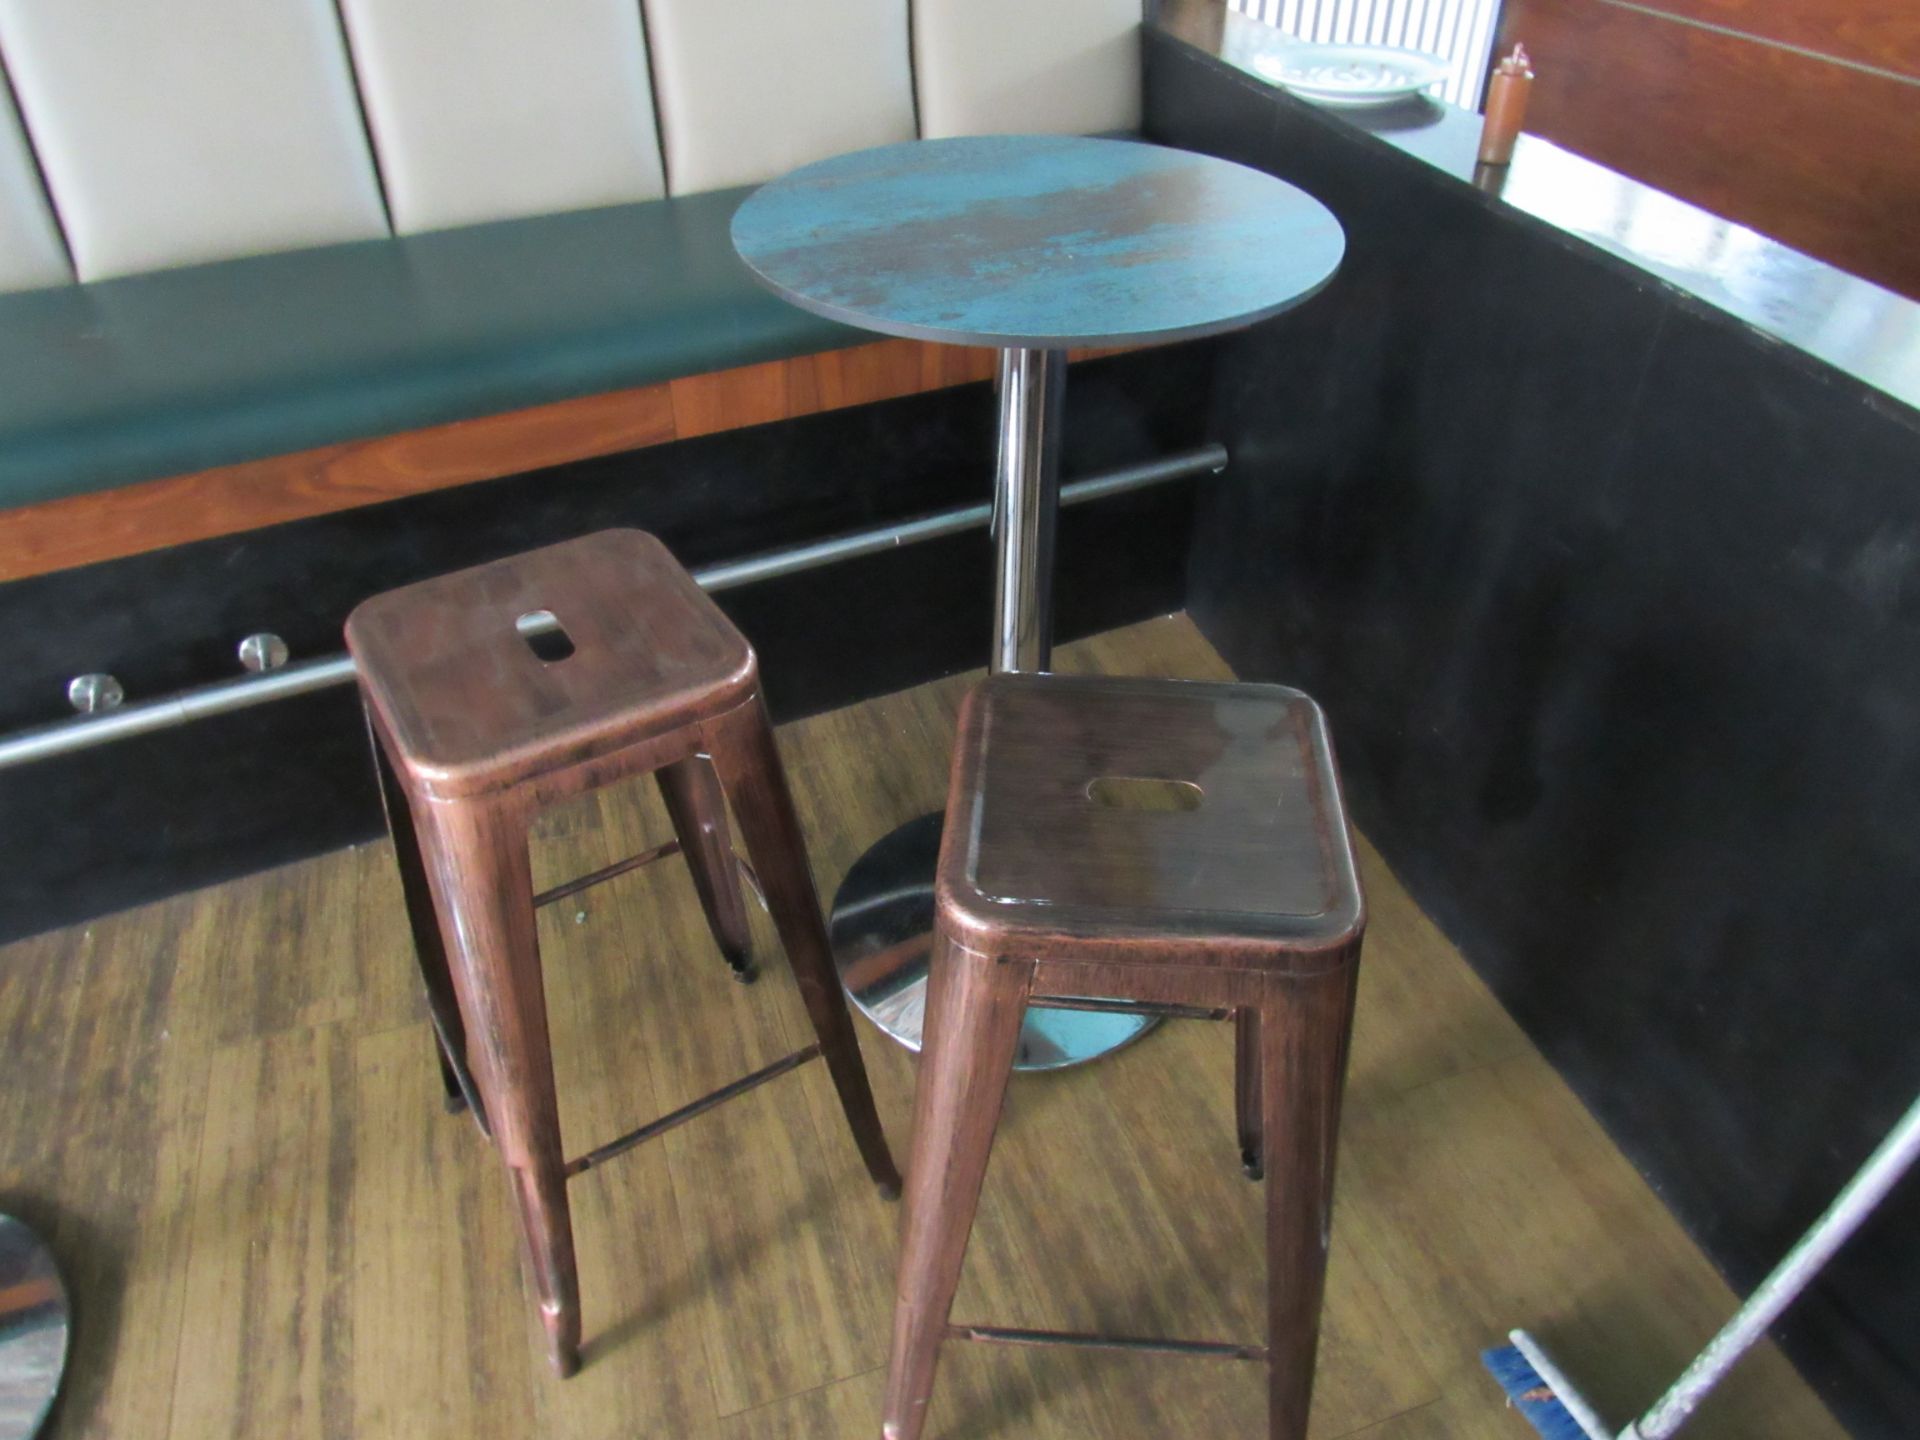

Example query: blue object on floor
[1483,1344,1597,1440]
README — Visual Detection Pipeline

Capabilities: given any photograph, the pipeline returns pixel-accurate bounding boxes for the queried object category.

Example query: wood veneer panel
[0,381,678,584]
[1636,0,1920,81]
[667,356,803,440]
[0,337,1001,583]
[1500,0,1920,300]
[814,336,987,410]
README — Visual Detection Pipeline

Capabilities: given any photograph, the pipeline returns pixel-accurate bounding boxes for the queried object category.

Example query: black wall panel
[1148,29,1920,1438]
[0,344,1212,943]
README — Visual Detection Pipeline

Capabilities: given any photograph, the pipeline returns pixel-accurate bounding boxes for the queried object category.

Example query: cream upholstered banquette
[0,0,1141,288]
[0,0,1144,581]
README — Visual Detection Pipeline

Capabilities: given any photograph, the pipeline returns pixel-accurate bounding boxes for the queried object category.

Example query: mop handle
[1626,1091,1920,1440]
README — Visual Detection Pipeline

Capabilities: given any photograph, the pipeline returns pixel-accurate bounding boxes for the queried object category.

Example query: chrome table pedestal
[731,135,1347,1068]
[829,350,1154,1068]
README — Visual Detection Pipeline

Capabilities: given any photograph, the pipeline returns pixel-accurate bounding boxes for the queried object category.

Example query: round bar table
[733,135,1343,1068]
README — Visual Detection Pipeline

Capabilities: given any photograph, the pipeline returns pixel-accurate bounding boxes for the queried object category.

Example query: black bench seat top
[0,184,861,512]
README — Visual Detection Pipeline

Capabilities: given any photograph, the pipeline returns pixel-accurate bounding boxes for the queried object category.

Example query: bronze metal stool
[347,528,900,1377]
[881,673,1365,1439]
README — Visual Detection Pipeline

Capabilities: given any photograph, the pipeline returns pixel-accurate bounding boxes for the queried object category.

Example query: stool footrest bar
[1028,995,1234,1022]
[564,1042,822,1177]
[735,854,767,911]
[534,840,682,909]
[0,445,1229,774]
[948,1325,1268,1362]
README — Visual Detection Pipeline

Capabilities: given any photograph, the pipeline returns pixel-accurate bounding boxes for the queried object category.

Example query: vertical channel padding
[914,0,1142,139]
[642,0,916,196]
[337,0,667,236]
[0,0,389,281]
[0,61,66,291]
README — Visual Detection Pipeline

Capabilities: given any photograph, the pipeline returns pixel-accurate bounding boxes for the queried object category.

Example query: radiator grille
[1228,0,1503,108]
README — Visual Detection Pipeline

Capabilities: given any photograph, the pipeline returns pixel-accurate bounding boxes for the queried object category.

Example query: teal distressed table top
[731,135,1346,351]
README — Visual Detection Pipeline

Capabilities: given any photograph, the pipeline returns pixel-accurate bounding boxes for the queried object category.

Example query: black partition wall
[1145,15,1920,1438]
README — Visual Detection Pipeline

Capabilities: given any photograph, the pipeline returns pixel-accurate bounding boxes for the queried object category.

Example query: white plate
[1253,43,1448,107]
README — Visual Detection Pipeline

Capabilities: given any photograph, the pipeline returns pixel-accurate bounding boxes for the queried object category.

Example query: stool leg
[364,707,489,1134]
[1236,1007,1263,1180]
[1261,960,1360,1440]
[658,756,756,982]
[706,700,901,1196]
[883,939,1032,1440]
[414,794,581,1378]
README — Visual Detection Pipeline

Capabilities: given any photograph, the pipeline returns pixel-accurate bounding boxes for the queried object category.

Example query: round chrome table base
[0,1216,67,1440]
[828,812,1156,1070]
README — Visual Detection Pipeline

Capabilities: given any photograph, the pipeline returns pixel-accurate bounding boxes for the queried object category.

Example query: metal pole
[0,442,1227,772]
[1627,1090,1920,1440]
[991,348,1067,674]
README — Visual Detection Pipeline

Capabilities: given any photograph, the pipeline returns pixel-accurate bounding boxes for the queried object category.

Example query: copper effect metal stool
[881,674,1366,1440]
[347,529,900,1378]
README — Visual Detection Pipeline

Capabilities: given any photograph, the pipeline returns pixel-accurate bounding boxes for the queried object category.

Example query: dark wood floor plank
[165,1024,356,1439]
[349,1023,537,1439]
[0,615,1846,1440]
[523,808,719,1437]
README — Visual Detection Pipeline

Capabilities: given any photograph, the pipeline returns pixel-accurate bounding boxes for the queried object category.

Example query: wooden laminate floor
[0,615,1845,1439]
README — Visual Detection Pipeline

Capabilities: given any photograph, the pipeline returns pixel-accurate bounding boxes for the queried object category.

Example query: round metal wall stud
[0,1215,68,1439]
[65,673,123,715]
[237,633,290,673]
